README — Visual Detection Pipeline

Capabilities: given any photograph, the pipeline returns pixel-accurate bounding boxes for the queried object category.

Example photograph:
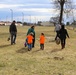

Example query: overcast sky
[0,0,76,23]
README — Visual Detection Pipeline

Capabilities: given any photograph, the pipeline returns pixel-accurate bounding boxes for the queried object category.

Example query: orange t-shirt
[27,35,33,44]
[40,35,45,44]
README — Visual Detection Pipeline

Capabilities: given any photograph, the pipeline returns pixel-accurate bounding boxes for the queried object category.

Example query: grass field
[0,25,76,75]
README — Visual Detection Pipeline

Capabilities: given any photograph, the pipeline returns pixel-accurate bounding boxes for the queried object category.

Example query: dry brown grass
[0,26,76,75]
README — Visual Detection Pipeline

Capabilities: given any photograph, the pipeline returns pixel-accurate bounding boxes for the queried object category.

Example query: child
[27,33,34,51]
[40,33,45,50]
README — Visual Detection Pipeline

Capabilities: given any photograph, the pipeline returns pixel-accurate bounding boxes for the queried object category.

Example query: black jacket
[59,29,69,39]
[9,23,17,33]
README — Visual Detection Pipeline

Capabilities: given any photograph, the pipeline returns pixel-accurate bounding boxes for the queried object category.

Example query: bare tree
[50,16,60,25]
[53,0,72,25]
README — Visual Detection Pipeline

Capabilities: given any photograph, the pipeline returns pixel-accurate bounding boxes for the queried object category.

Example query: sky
[0,0,76,23]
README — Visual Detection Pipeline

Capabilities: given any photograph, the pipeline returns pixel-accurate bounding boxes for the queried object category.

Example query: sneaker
[28,49,30,51]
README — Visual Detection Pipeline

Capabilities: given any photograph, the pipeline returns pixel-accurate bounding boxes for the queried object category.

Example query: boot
[61,43,64,49]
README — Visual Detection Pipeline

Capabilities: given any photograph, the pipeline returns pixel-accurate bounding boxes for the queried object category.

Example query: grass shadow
[51,48,62,53]
[49,40,55,42]
[0,44,11,48]
[32,49,41,53]
[16,47,28,53]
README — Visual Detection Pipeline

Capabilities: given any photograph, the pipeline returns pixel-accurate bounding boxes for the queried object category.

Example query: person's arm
[9,25,11,33]
[15,25,17,33]
[66,30,69,38]
[27,29,31,35]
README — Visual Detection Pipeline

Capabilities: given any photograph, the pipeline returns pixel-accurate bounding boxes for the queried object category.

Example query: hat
[30,32,34,35]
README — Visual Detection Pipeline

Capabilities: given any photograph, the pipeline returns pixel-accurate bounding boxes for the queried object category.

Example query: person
[54,23,61,40]
[40,33,45,50]
[59,25,69,49]
[9,20,17,45]
[27,25,35,48]
[27,33,34,51]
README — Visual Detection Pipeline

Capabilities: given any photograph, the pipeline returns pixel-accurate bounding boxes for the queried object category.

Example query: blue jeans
[28,44,32,50]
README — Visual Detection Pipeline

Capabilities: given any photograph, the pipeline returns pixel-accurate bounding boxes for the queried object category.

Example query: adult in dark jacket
[59,25,69,49]
[9,20,17,45]
[27,26,35,48]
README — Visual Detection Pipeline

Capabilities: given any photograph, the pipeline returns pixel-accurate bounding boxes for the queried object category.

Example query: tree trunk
[59,2,64,25]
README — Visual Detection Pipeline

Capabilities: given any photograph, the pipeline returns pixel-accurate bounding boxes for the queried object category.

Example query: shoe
[13,42,16,44]
[61,47,64,49]
[14,42,16,44]
[11,43,13,45]
[42,48,44,50]
[28,49,30,51]
[32,46,34,48]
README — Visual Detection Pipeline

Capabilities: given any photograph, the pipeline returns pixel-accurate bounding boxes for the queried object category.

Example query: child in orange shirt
[27,33,33,51]
[40,33,45,50]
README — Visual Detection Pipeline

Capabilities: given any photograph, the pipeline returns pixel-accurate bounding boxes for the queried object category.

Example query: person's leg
[40,44,42,49]
[55,31,59,40]
[30,44,32,50]
[55,31,57,40]
[28,44,30,51]
[28,44,32,51]
[32,38,35,48]
[10,33,13,45]
[42,44,44,50]
[63,39,66,48]
[13,33,16,44]
[61,39,64,49]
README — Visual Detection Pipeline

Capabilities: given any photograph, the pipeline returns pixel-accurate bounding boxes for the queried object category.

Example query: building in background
[40,21,53,26]
[0,21,23,26]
